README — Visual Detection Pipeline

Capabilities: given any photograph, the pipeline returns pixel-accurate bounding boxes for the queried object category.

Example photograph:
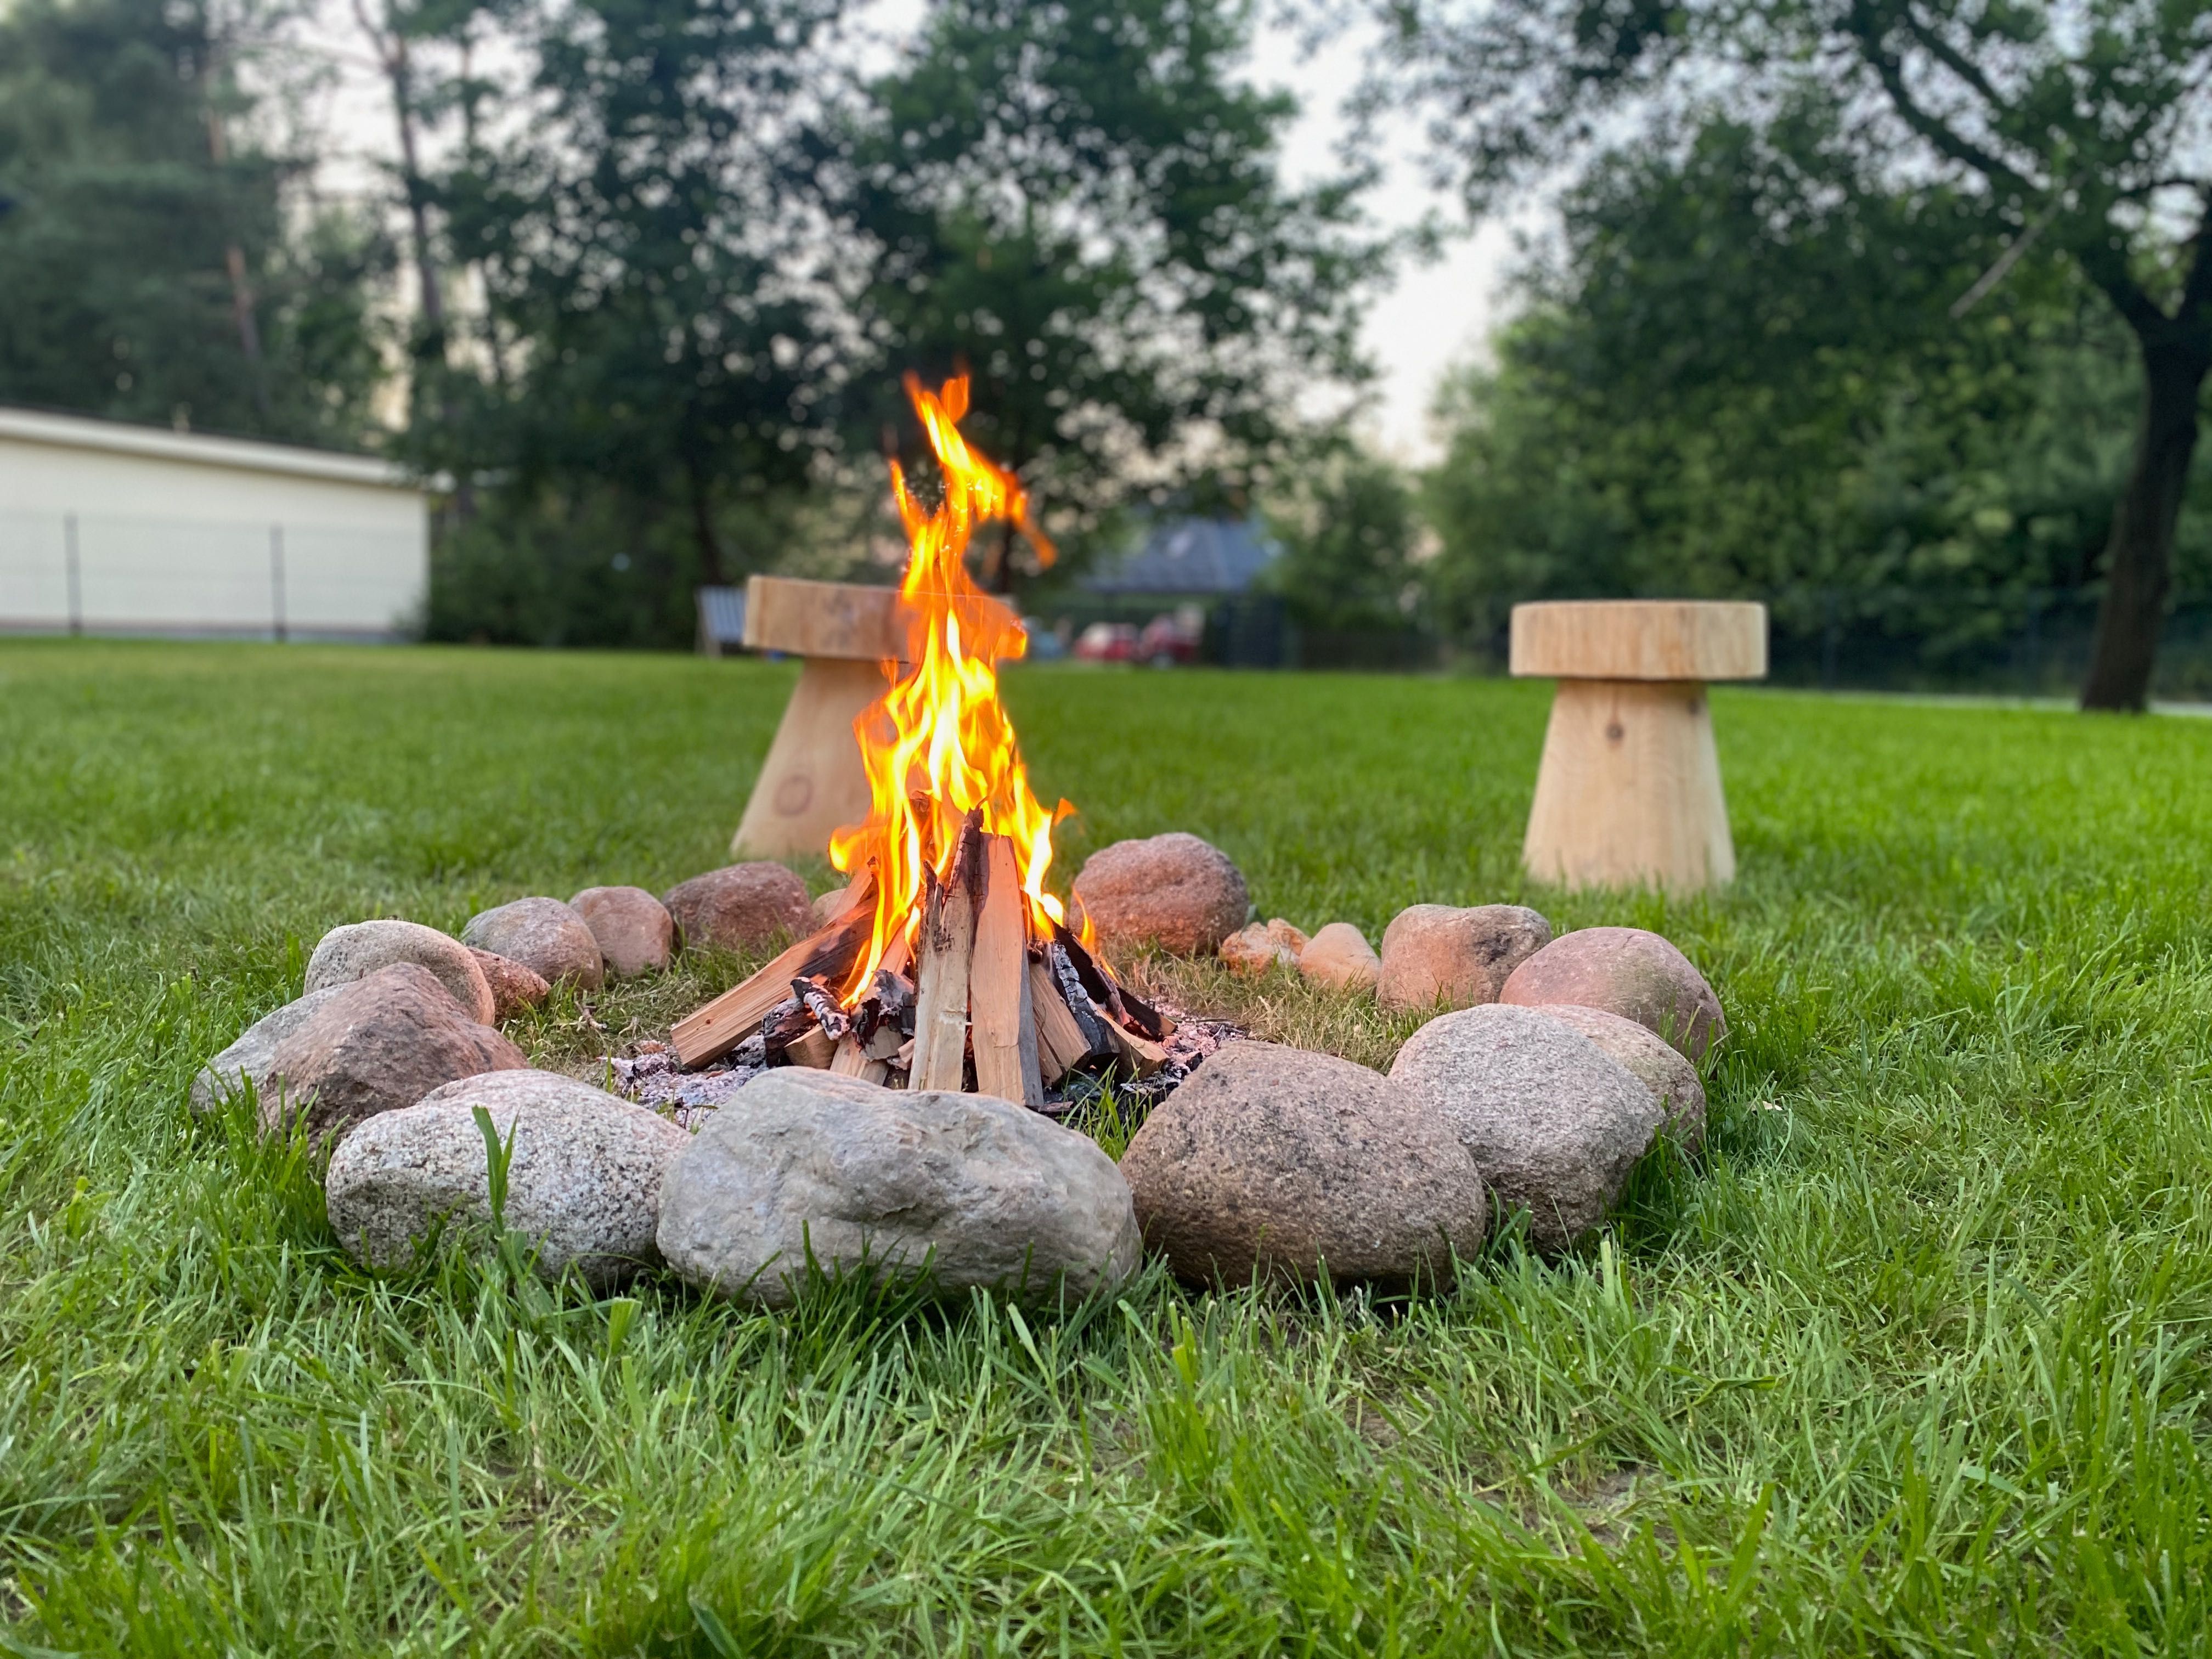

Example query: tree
[1381,0,2212,709]
[436,0,851,585]
[0,0,388,444]
[1261,442,1423,630]
[845,0,1389,590]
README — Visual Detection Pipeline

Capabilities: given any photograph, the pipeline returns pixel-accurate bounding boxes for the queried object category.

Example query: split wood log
[1511,600,1768,893]
[670,875,875,1068]
[1051,922,1174,1042]
[909,814,982,1091]
[971,835,1044,1108]
[1028,957,1089,1086]
[729,576,906,860]
[830,1032,891,1084]
[787,1026,836,1069]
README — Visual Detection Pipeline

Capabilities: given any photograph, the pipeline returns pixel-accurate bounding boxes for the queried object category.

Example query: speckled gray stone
[461,898,604,990]
[1526,1002,1706,1155]
[263,964,529,1143]
[190,985,346,1116]
[568,885,675,977]
[326,1071,690,1288]
[1071,832,1250,957]
[656,1069,1141,1308]
[304,920,495,1024]
[1118,1041,1486,1290]
[1376,903,1553,1013]
[663,864,815,953]
[1389,1003,1663,1251]
[1500,927,1725,1060]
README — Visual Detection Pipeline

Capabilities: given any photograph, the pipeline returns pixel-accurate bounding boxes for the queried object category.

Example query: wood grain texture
[909,821,980,1091]
[1029,958,1088,1086]
[741,575,906,660]
[970,834,1043,1108]
[1510,601,1768,682]
[1521,679,1735,893]
[730,657,887,860]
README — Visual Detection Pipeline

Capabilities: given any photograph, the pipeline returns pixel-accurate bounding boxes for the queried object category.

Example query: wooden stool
[1511,600,1767,893]
[730,576,905,860]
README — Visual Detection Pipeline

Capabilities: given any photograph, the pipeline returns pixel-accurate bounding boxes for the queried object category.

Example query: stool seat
[1510,600,1767,682]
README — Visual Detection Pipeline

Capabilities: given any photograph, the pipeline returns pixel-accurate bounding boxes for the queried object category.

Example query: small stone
[1265,918,1309,958]
[1376,903,1553,1014]
[1389,1004,1663,1252]
[1299,922,1381,993]
[1070,832,1249,957]
[304,920,495,1024]
[1525,1003,1706,1154]
[655,1069,1141,1308]
[1118,1041,1486,1290]
[468,949,551,1022]
[190,985,346,1115]
[1218,922,1296,977]
[263,964,529,1144]
[663,863,814,953]
[461,898,604,990]
[326,1070,690,1289]
[1499,927,1725,1060]
[810,884,860,929]
[568,886,676,978]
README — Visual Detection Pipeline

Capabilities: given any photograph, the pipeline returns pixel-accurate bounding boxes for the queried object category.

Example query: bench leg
[732,658,887,860]
[1521,678,1735,893]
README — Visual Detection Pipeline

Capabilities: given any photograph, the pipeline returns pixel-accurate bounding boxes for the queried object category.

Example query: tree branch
[1843,0,2039,200]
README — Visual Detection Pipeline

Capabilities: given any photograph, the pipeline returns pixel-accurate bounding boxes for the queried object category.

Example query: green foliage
[843,0,1389,581]
[1416,107,2212,675]
[14,641,2212,1645]
[0,0,392,444]
[1259,441,1422,630]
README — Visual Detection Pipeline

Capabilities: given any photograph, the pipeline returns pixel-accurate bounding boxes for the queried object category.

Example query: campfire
[671,375,1172,1104]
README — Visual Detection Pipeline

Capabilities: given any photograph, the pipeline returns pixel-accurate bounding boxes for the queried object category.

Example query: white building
[0,405,429,641]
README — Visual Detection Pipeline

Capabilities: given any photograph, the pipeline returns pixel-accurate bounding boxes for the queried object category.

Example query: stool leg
[1521,678,1735,892]
[732,658,887,860]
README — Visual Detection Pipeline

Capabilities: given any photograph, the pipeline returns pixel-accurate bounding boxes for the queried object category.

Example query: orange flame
[827,373,1073,1001]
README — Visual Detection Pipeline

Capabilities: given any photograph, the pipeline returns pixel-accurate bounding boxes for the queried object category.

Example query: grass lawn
[4,638,2212,1655]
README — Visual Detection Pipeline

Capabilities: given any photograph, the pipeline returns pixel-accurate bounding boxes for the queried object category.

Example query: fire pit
[673,375,1183,1109]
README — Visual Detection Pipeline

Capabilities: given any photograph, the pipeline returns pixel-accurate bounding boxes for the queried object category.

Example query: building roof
[1083,516,1279,596]
[0,404,416,490]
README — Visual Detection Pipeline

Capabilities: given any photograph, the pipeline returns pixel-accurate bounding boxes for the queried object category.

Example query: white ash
[1046,1003,1244,1122]
[608,1036,766,1131]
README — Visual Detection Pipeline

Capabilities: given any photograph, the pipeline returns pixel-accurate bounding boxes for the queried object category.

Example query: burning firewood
[670,373,1188,1110]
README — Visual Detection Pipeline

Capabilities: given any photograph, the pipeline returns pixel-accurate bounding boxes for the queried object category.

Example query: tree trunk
[689,465,727,587]
[2079,326,2212,711]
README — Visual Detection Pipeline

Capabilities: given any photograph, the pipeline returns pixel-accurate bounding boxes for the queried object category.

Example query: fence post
[2022,590,2042,698]
[1820,588,1839,690]
[64,512,81,636]
[269,523,287,643]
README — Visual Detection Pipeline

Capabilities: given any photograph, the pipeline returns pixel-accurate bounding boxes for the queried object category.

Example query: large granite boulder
[1118,1041,1486,1291]
[662,863,814,954]
[568,885,676,978]
[656,1069,1141,1308]
[1070,832,1249,957]
[262,964,529,1143]
[326,1070,689,1288]
[303,920,495,1024]
[1526,1002,1707,1155]
[467,948,551,1022]
[1376,903,1553,1014]
[461,898,604,990]
[1499,926,1725,1060]
[1388,1004,1663,1251]
[190,985,346,1116]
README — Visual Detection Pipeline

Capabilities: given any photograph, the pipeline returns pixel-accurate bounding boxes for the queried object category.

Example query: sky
[294,2,1522,466]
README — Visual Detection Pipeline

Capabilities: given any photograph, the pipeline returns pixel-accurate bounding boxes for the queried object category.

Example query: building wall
[0,409,428,641]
